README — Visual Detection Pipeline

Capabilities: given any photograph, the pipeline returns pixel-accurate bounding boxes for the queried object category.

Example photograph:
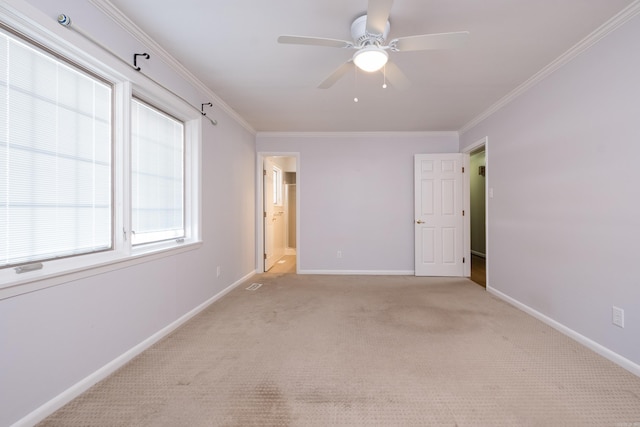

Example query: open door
[263,158,276,271]
[414,154,465,276]
[264,157,291,271]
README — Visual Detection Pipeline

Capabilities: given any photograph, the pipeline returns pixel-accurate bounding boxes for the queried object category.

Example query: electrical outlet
[216,266,221,278]
[337,250,342,259]
[612,306,624,328]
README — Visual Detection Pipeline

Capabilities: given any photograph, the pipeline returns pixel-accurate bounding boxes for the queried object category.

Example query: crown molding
[256,131,459,139]
[459,0,640,135]
[89,0,255,135]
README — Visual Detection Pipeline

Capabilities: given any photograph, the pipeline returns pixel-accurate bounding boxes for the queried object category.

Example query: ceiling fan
[278,0,469,90]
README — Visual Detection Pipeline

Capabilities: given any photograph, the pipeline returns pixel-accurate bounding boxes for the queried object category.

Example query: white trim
[470,250,486,258]
[11,270,255,427]
[298,270,414,276]
[463,154,471,277]
[1,242,202,301]
[257,131,459,139]
[461,135,488,154]
[459,0,640,134]
[488,287,640,378]
[88,0,255,134]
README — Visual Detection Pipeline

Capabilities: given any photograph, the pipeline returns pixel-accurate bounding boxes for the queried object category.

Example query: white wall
[461,14,640,370]
[0,1,256,425]
[257,133,459,273]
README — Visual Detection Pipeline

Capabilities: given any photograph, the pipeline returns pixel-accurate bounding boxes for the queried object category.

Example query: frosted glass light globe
[353,47,388,72]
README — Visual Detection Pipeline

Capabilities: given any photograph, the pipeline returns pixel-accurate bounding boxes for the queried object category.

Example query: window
[0,18,202,295]
[131,99,184,245]
[273,166,282,206]
[0,28,112,268]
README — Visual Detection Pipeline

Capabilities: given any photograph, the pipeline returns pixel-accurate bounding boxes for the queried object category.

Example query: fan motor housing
[351,15,390,46]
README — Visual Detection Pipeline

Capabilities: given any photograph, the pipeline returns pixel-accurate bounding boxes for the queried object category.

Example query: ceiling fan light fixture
[353,46,388,72]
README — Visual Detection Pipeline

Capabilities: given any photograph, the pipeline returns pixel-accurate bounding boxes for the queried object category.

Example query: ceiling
[107,0,634,133]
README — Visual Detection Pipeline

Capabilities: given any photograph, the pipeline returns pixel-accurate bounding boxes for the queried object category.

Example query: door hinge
[264,211,267,218]
[263,169,267,176]
[264,253,267,260]
[462,166,465,173]
[462,210,465,216]
[463,257,466,264]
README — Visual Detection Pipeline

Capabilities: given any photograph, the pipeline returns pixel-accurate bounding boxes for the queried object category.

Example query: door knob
[416,220,425,224]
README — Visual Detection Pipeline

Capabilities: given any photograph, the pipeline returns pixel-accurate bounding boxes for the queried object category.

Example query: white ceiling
[107,0,634,133]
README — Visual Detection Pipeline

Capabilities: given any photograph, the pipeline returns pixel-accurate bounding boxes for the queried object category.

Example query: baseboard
[298,269,415,276]
[471,250,486,258]
[13,270,255,427]
[488,286,640,378]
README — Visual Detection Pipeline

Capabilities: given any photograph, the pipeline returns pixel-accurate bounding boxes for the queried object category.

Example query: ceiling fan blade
[318,61,354,89]
[366,0,394,35]
[384,62,410,91]
[278,35,353,49]
[392,31,469,52]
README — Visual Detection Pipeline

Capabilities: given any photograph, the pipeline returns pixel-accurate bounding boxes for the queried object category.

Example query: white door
[415,154,465,276]
[264,158,276,271]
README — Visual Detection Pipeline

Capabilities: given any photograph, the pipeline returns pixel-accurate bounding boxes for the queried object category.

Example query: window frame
[128,84,202,256]
[273,165,283,207]
[130,96,186,246]
[0,22,116,268]
[0,14,202,300]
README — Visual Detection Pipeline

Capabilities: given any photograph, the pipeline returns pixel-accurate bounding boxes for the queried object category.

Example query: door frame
[462,136,489,287]
[256,152,300,273]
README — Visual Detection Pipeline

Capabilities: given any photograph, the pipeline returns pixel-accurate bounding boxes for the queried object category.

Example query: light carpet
[39,275,640,426]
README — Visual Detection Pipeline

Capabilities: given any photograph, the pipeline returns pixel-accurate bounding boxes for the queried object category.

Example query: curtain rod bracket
[133,53,150,71]
[201,102,213,116]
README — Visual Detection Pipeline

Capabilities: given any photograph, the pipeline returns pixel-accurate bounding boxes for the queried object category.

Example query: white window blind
[131,99,184,245]
[0,31,112,268]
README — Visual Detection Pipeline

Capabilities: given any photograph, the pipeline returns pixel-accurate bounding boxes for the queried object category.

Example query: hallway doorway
[470,254,486,287]
[464,138,488,288]
[260,154,299,274]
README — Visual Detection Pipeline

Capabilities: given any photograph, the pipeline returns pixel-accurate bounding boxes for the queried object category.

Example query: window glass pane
[131,99,184,245]
[273,166,282,206]
[0,31,112,268]
[273,169,278,204]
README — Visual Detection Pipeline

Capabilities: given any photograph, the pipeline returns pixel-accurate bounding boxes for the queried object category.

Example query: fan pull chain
[383,65,388,89]
[353,65,359,103]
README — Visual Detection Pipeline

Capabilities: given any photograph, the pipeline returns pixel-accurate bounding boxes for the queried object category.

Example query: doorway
[464,138,488,288]
[259,154,299,274]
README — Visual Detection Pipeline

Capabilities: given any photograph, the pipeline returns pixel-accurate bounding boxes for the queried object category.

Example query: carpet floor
[39,275,640,426]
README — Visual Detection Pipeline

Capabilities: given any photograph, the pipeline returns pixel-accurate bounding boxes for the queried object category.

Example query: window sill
[0,240,203,301]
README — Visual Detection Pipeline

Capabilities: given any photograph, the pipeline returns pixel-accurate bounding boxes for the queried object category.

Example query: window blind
[0,31,112,268]
[131,99,184,245]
